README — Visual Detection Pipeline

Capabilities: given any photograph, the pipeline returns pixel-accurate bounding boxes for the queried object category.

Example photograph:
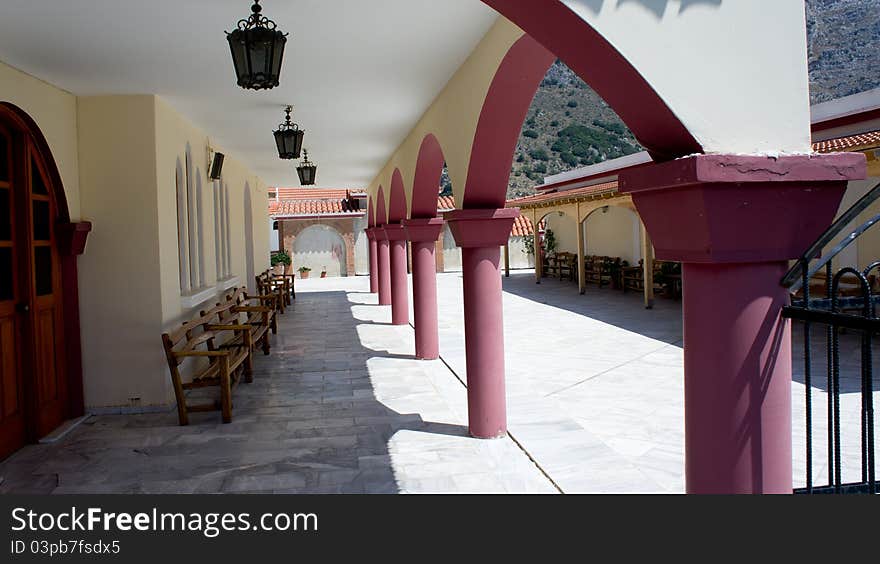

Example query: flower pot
[320,272,327,278]
[273,265,284,275]
[300,271,310,279]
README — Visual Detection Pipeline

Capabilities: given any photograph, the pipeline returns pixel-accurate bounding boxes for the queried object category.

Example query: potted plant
[320,266,327,278]
[297,266,312,279]
[271,250,291,276]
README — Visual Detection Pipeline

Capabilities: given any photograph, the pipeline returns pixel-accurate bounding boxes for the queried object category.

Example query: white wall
[293,225,347,277]
[508,236,535,269]
[561,0,811,154]
[353,216,369,275]
[442,222,462,272]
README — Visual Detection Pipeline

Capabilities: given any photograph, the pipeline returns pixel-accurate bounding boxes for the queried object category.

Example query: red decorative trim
[411,134,446,218]
[57,221,92,256]
[620,153,867,194]
[445,208,520,248]
[812,107,880,133]
[376,185,387,226]
[402,217,444,243]
[464,35,555,208]
[389,169,408,222]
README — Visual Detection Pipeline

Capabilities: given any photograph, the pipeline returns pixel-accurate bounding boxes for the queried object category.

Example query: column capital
[620,153,866,263]
[402,217,444,243]
[445,208,520,248]
[382,223,408,241]
[365,227,377,241]
[374,226,390,242]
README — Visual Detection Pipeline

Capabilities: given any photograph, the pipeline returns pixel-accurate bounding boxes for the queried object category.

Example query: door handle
[15,302,29,313]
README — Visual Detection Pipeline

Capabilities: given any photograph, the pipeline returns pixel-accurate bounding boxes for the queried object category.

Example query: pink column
[384,223,409,326]
[402,217,444,360]
[446,208,519,439]
[376,228,392,306]
[621,153,865,494]
[366,229,379,294]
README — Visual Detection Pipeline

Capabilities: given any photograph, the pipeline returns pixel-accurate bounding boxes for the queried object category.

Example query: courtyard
[0,272,872,494]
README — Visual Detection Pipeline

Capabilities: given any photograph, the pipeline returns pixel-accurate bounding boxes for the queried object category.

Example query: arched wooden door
[0,111,69,460]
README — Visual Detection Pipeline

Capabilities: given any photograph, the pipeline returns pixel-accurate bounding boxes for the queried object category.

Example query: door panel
[28,149,67,439]
[0,124,26,460]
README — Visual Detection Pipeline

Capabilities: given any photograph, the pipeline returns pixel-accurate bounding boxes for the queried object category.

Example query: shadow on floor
[0,290,468,494]
[501,271,683,345]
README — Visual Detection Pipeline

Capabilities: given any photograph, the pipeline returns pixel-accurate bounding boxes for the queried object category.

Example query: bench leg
[171,376,189,426]
[262,333,271,355]
[219,358,232,424]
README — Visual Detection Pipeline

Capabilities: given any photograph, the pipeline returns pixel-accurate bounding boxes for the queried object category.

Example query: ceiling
[0,0,498,188]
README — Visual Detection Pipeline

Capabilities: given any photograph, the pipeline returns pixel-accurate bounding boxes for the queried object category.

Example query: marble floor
[0,271,875,493]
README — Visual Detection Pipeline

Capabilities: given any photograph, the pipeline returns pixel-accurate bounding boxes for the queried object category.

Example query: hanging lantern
[273,106,304,159]
[297,149,317,186]
[226,1,287,90]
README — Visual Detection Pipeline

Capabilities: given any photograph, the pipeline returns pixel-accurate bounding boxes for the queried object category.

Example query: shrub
[523,129,539,139]
[529,149,549,161]
[567,100,579,108]
[271,250,291,266]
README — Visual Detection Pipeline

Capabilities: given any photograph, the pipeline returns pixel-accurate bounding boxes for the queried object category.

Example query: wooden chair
[621,261,644,293]
[552,252,573,281]
[161,315,251,425]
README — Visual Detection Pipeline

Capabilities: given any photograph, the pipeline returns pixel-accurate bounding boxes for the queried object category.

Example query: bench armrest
[174,350,230,358]
[234,306,272,314]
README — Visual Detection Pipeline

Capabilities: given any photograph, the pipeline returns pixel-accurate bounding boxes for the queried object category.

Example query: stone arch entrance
[284,221,354,277]
[0,102,89,460]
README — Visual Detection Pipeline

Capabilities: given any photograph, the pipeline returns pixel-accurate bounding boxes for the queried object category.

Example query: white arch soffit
[367,18,526,209]
[561,0,811,154]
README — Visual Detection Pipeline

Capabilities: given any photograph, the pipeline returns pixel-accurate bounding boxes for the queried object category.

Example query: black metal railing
[782,181,880,494]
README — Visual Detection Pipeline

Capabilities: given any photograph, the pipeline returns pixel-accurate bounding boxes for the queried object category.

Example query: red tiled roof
[812,130,880,153]
[507,180,619,208]
[510,215,534,236]
[437,195,455,211]
[270,187,365,217]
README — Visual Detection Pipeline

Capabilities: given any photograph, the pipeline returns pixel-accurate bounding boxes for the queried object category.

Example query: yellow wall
[77,96,168,408]
[584,205,642,265]
[0,60,80,219]
[2,61,271,410]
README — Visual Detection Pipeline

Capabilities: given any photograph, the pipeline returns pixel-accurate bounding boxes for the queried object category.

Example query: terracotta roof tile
[510,215,534,236]
[812,130,880,153]
[270,187,365,217]
[437,195,456,211]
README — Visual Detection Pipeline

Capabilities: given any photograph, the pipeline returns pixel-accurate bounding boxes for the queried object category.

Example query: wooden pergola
[507,180,656,308]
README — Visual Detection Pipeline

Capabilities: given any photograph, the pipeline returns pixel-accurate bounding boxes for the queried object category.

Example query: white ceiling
[0,0,498,188]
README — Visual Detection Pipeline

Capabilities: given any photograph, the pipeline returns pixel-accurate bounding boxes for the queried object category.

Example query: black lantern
[297,150,317,186]
[226,1,287,90]
[273,106,304,159]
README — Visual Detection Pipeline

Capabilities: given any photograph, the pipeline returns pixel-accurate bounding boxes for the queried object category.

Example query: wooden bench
[257,271,288,314]
[219,286,277,350]
[161,314,251,425]
[584,255,617,288]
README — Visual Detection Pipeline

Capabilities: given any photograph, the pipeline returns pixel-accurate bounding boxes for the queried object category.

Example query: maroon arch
[368,196,376,227]
[481,0,701,162]
[410,134,445,219]
[388,169,408,223]
[375,185,388,226]
[0,102,89,421]
[462,35,555,208]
